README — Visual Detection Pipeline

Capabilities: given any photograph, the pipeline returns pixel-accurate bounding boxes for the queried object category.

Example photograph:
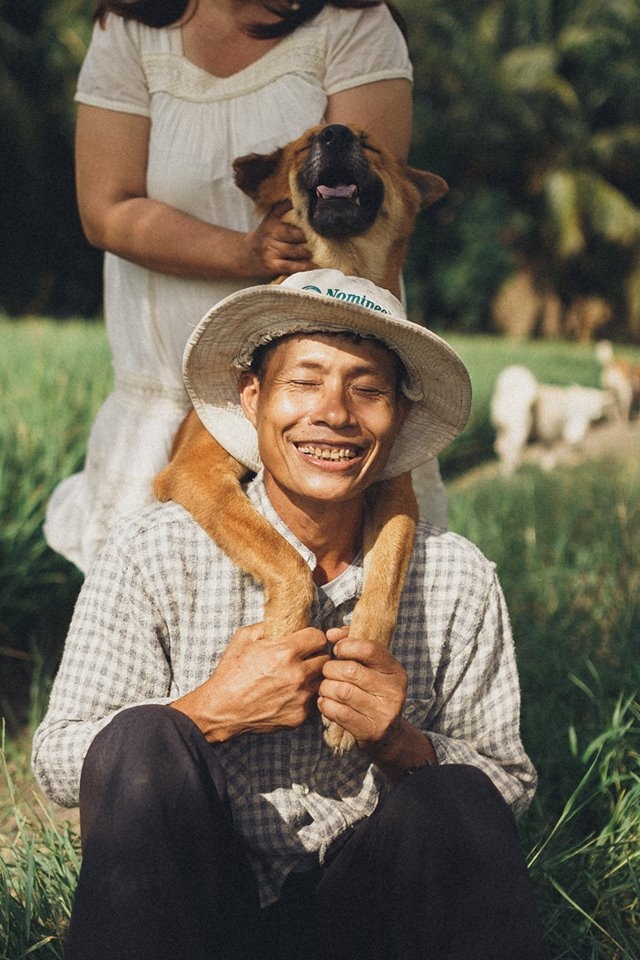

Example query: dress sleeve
[75,15,150,117]
[323,4,413,97]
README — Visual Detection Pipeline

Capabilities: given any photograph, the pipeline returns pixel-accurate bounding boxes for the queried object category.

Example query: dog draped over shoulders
[154,124,448,753]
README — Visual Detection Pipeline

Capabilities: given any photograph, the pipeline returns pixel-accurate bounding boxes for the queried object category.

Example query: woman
[45,0,446,572]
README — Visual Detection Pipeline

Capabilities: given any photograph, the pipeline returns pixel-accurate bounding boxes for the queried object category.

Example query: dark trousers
[64,705,545,960]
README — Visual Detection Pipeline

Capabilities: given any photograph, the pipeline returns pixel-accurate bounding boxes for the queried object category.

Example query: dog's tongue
[316,184,357,199]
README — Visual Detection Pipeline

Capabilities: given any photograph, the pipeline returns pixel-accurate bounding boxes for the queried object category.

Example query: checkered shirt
[32,474,537,907]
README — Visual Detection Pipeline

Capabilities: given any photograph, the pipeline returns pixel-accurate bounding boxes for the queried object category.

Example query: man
[33,270,545,960]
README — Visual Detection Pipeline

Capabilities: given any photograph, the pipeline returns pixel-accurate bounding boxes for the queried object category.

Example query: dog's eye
[360,136,382,157]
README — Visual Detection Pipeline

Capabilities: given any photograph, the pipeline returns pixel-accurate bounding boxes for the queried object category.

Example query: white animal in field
[491,365,617,474]
[491,366,539,475]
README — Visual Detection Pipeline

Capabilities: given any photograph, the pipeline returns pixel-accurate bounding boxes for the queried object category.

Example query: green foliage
[397,0,640,337]
[526,693,640,958]
[0,0,100,316]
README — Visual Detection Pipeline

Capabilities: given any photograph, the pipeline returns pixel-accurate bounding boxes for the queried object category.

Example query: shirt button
[293,782,310,796]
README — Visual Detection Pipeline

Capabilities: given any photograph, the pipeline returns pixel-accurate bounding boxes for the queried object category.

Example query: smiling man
[33,271,546,960]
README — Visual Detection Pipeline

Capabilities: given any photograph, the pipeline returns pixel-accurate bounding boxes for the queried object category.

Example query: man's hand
[171,622,329,742]
[318,627,438,782]
[317,627,408,750]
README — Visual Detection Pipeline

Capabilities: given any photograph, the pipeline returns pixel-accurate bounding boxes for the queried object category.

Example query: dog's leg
[323,472,418,754]
[154,411,314,637]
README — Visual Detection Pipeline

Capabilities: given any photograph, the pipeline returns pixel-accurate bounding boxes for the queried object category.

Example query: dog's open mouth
[298,125,384,238]
[316,184,358,201]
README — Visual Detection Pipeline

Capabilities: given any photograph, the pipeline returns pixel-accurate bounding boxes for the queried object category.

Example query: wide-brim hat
[183,269,471,480]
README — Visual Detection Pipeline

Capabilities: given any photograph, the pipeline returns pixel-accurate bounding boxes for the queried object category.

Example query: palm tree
[398,0,640,338]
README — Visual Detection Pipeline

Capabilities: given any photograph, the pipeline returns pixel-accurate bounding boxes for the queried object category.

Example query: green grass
[448,457,640,959]
[1,728,80,960]
[0,318,111,722]
[1,316,640,958]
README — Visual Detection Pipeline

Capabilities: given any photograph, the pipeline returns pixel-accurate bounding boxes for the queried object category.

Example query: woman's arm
[325,77,413,162]
[75,104,313,279]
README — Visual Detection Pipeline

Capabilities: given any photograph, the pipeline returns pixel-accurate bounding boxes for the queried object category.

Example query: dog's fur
[491,364,617,474]
[155,125,448,752]
[596,340,640,421]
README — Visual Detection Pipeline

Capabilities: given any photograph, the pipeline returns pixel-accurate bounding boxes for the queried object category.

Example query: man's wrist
[362,717,438,784]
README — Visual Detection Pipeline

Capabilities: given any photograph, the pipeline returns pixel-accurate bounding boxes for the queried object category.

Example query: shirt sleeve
[75,14,150,117]
[405,554,537,818]
[323,5,413,96]
[31,525,173,807]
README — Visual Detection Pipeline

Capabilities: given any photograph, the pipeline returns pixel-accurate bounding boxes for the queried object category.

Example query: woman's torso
[80,8,401,386]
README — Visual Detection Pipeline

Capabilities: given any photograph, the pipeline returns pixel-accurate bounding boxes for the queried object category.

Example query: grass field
[1,317,639,958]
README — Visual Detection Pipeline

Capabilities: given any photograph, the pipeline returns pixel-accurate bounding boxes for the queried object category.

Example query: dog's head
[233,124,447,247]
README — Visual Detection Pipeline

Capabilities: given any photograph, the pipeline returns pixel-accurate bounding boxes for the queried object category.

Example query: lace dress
[44,6,444,573]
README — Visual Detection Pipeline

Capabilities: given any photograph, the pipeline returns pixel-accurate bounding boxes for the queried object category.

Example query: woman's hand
[242,200,313,277]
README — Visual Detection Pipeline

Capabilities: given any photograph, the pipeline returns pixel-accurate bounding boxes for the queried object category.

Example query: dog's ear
[233,149,284,204]
[406,168,449,209]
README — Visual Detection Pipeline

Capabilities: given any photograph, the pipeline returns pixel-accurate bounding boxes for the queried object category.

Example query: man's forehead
[264,330,398,368]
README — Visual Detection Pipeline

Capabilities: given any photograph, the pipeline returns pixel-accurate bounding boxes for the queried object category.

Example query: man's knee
[80,705,218,816]
[377,763,521,867]
[400,762,514,820]
[83,704,181,777]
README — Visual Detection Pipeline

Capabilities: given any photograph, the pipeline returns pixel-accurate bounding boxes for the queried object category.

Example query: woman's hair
[94,0,407,40]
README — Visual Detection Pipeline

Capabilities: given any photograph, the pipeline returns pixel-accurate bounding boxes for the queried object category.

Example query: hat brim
[183,285,471,480]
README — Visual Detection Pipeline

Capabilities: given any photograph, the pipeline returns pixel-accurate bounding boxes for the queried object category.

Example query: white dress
[44,5,445,573]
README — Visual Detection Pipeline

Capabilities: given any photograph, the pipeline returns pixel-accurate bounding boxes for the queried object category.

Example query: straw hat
[183,270,471,480]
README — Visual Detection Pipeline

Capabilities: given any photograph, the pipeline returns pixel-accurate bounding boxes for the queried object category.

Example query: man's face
[239,333,411,512]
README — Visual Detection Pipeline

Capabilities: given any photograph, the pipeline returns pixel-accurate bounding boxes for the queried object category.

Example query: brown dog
[596,340,640,421]
[155,124,448,752]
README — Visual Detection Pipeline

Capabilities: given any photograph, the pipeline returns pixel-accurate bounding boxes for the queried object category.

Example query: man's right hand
[170,622,329,742]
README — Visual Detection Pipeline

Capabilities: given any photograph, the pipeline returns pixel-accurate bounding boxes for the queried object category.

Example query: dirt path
[449,417,640,490]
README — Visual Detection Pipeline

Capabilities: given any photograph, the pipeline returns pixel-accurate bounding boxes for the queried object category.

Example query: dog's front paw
[323,719,356,755]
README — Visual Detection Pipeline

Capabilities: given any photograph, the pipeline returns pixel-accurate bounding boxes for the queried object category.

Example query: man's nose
[312,386,355,427]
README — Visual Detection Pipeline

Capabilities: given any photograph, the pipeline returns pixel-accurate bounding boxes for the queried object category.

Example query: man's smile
[295,442,365,463]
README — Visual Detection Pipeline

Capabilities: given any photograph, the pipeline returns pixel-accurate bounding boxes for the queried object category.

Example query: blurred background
[1,2,639,958]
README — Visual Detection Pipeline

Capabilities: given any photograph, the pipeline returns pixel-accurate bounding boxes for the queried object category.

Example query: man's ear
[238,372,260,427]
[396,394,413,432]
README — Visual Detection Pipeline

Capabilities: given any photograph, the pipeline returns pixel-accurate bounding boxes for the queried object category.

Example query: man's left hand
[317,627,407,750]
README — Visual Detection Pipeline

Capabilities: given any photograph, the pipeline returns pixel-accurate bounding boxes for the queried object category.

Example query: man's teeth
[298,445,358,461]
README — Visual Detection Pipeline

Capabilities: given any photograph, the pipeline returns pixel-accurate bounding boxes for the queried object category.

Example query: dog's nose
[319,124,357,147]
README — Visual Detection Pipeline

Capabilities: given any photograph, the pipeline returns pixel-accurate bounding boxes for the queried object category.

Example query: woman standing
[45,0,446,572]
